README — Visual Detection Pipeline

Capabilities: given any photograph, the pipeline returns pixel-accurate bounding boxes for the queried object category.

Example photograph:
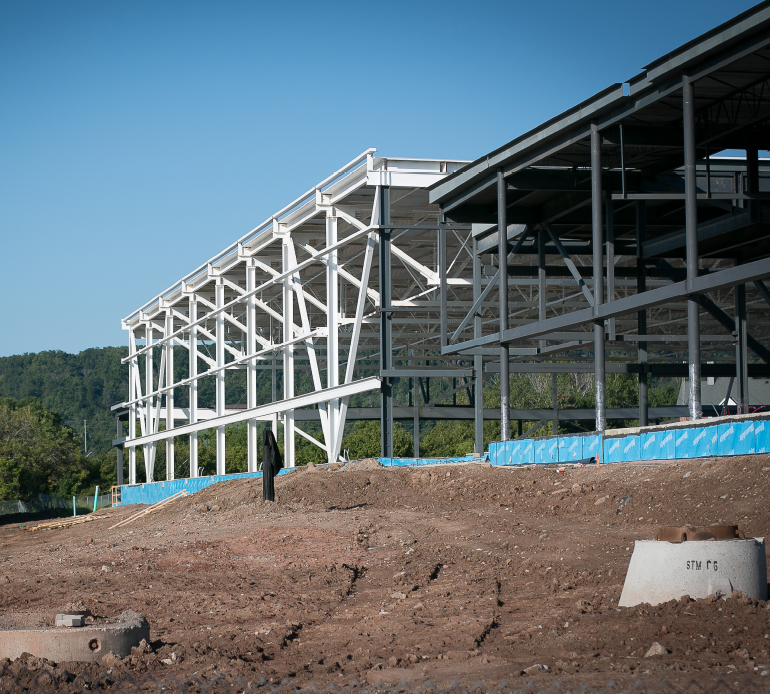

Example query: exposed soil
[1,455,769,691]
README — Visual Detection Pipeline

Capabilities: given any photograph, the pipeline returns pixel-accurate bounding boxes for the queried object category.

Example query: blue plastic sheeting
[640,429,676,460]
[582,435,602,462]
[603,434,643,463]
[510,439,534,465]
[755,419,770,453]
[380,456,480,467]
[675,425,718,458]
[120,469,294,506]
[534,437,559,464]
[558,435,583,462]
[718,421,756,456]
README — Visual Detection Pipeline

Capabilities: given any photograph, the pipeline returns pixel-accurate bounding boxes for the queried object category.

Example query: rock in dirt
[522,664,549,675]
[594,496,607,506]
[102,652,121,668]
[645,642,669,657]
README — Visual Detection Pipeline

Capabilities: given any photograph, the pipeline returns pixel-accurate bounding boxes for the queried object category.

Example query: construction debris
[108,490,188,530]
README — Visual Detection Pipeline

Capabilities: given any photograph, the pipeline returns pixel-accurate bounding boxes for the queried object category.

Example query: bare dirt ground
[1,455,769,691]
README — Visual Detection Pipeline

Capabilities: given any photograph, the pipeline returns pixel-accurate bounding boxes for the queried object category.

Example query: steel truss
[115,151,484,483]
[430,2,770,435]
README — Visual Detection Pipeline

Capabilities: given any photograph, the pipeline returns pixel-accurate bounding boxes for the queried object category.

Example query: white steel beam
[246,261,258,473]
[124,377,381,449]
[282,238,295,468]
[165,311,175,480]
[215,280,226,476]
[326,212,340,460]
[189,296,199,477]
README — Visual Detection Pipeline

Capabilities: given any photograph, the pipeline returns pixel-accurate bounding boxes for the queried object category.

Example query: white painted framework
[116,150,472,482]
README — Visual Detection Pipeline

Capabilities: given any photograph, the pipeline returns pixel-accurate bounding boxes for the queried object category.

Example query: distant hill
[0,348,128,454]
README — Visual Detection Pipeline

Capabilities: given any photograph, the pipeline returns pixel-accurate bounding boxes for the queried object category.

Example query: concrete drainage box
[0,610,149,663]
[619,528,767,607]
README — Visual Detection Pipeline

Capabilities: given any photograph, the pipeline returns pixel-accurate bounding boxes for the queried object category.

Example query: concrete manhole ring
[0,609,149,663]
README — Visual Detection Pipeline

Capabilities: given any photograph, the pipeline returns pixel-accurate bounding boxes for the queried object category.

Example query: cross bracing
[115,150,482,482]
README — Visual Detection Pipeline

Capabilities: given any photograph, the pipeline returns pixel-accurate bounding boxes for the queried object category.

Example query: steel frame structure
[115,150,485,483]
[430,1,770,437]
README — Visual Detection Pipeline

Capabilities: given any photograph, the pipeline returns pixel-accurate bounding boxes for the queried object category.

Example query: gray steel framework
[430,1,770,433]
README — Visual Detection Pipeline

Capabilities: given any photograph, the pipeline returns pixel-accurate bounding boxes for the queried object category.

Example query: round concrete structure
[0,610,149,663]
[619,537,767,607]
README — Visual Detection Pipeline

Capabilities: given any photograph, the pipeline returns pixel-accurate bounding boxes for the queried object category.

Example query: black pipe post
[636,201,648,427]
[591,122,606,432]
[736,284,748,413]
[683,74,702,421]
[497,169,511,441]
[379,185,394,456]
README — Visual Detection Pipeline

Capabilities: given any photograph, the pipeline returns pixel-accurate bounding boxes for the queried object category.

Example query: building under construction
[115,2,770,482]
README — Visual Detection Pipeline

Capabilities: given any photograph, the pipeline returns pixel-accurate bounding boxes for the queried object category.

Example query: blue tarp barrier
[381,456,482,467]
[558,435,583,462]
[120,469,296,506]
[641,429,676,460]
[534,437,559,464]
[512,439,533,465]
[603,436,626,464]
[582,435,602,462]
[717,421,757,456]
[620,434,641,462]
[755,419,770,453]
[676,425,718,458]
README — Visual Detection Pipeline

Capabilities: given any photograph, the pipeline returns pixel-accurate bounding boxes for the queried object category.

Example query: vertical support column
[636,201,648,427]
[538,226,546,350]
[683,74,702,421]
[326,212,340,460]
[165,312,175,480]
[144,322,156,481]
[747,142,759,222]
[128,328,137,485]
[735,284,748,413]
[246,262,258,472]
[215,280,226,474]
[497,169,511,441]
[591,122,606,433]
[412,352,420,458]
[271,357,278,439]
[605,196,616,341]
[552,373,558,436]
[439,213,448,349]
[116,420,124,486]
[189,297,199,477]
[472,238,484,455]
[282,239,296,467]
[379,185,393,457]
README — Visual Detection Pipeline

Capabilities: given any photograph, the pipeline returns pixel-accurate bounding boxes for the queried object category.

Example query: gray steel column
[379,186,394,457]
[439,212,448,349]
[747,143,759,221]
[683,74,702,420]
[636,201,648,427]
[538,226,546,350]
[116,420,124,486]
[591,122,606,432]
[551,373,558,436]
[736,284,748,413]
[473,238,484,455]
[411,349,420,457]
[497,169,510,441]
[605,196,616,340]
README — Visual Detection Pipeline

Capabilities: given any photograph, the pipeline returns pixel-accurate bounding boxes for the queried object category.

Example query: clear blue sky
[0,0,758,357]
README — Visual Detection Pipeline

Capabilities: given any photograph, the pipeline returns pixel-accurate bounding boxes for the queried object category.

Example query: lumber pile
[28,513,110,532]
[108,490,189,530]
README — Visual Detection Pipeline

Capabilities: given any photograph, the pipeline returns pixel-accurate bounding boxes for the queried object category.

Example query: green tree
[0,398,85,500]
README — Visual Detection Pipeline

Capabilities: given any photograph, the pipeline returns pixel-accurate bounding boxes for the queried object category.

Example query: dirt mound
[0,454,768,689]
